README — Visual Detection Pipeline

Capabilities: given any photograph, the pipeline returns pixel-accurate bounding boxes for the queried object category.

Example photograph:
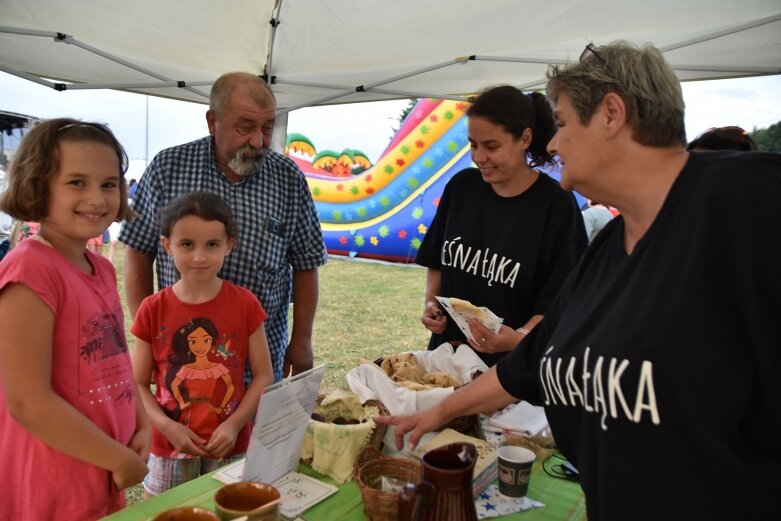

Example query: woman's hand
[375,406,450,451]
[467,322,526,354]
[421,301,447,334]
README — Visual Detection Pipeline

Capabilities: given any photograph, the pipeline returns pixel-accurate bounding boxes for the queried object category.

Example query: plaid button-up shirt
[120,137,327,381]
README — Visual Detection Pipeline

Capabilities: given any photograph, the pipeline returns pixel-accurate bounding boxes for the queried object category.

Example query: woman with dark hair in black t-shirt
[416,85,586,367]
[380,42,781,521]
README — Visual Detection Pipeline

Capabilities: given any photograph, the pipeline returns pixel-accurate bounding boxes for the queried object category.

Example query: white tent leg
[271,111,287,154]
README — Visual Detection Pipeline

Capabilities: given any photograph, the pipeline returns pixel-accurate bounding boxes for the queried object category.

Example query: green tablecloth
[103,460,586,521]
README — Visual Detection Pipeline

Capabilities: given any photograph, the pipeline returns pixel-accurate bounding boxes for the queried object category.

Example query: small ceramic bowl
[213,481,280,521]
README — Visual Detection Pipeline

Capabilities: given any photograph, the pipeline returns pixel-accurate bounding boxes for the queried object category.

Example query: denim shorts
[143,453,245,496]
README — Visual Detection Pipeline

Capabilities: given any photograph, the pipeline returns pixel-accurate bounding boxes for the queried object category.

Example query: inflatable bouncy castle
[290,99,471,263]
[288,99,584,263]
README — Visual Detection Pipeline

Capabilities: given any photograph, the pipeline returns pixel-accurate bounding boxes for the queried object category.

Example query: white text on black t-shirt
[539,346,660,430]
[441,236,521,288]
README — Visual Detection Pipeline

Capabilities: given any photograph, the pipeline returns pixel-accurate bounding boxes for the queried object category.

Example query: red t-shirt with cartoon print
[131,280,266,457]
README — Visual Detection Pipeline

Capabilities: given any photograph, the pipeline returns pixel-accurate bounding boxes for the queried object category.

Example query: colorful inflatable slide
[293,98,472,263]
[289,98,584,263]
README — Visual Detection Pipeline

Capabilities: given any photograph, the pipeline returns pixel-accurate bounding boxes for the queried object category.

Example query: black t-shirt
[497,151,781,520]
[416,168,586,365]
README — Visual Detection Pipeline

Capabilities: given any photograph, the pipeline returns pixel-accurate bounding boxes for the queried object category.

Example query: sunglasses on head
[578,43,647,119]
[580,43,607,67]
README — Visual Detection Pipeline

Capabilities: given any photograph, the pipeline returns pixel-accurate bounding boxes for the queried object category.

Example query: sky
[1,71,780,180]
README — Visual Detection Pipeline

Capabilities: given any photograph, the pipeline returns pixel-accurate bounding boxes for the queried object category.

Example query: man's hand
[283,336,314,377]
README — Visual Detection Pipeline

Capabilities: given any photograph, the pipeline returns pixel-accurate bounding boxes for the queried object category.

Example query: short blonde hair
[0,118,135,222]
[547,41,686,147]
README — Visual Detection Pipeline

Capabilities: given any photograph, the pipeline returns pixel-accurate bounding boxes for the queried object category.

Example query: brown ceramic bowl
[152,506,219,521]
[213,481,280,521]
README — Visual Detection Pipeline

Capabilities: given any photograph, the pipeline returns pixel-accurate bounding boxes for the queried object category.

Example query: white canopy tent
[0,1,779,260]
[1,0,780,114]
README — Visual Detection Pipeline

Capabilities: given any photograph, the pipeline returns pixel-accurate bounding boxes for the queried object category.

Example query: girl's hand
[467,322,524,354]
[204,422,239,459]
[111,449,149,490]
[160,421,210,457]
[421,301,447,334]
[128,424,151,462]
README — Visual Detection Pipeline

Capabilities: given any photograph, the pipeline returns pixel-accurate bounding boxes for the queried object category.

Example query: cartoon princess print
[164,317,235,440]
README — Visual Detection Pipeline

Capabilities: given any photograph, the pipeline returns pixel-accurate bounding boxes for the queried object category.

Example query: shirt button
[230,186,236,191]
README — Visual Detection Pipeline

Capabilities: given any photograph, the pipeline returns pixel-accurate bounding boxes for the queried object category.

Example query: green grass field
[112,249,430,504]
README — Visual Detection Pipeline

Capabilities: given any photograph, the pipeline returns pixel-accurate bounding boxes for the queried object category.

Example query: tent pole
[0,64,57,88]
[264,0,285,81]
[58,35,208,98]
[271,111,287,154]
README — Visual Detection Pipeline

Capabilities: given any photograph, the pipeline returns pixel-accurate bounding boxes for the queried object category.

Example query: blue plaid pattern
[119,137,327,382]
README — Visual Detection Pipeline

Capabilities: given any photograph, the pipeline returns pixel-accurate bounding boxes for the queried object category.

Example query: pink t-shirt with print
[0,239,137,521]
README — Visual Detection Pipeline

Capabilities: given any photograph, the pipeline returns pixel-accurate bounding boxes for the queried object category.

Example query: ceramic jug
[397,442,478,521]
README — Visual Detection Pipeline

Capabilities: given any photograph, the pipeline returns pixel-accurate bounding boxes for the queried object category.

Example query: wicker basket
[353,445,422,521]
[302,394,389,466]
[373,357,478,433]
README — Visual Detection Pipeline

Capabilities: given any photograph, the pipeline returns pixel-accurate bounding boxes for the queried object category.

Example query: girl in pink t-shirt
[0,119,150,520]
[131,191,273,497]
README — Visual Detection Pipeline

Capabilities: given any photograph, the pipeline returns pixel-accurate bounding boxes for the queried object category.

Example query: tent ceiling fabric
[1,0,780,112]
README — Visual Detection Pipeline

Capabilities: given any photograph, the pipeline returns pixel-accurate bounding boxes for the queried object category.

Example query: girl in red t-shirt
[131,191,273,497]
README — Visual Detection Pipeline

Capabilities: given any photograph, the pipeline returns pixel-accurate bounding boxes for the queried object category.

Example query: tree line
[751,121,781,152]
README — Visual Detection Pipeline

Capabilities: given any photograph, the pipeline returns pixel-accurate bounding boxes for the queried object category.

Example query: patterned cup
[497,445,536,497]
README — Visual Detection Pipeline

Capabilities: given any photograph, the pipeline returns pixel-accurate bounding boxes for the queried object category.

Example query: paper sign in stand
[242,365,324,483]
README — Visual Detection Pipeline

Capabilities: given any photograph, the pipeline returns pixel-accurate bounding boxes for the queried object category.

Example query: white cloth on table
[346,343,488,449]
[488,401,548,436]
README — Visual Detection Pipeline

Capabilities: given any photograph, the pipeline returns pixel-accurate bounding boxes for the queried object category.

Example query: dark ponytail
[467,85,557,169]
[527,91,556,168]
